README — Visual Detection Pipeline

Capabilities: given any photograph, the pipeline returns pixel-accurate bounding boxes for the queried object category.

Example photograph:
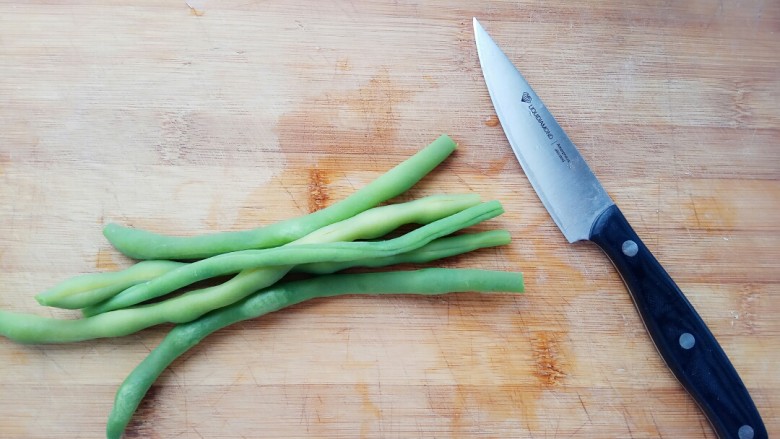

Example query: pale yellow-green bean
[34,260,185,309]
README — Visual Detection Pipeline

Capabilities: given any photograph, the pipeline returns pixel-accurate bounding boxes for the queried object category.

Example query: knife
[473,18,766,439]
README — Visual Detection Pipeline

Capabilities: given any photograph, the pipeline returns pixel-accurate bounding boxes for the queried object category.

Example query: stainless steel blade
[473,18,613,242]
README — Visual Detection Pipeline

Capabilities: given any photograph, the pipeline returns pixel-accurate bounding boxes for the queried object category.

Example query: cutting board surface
[1,1,778,438]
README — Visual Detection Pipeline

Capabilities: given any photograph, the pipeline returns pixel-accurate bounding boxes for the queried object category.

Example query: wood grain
[1,1,778,438]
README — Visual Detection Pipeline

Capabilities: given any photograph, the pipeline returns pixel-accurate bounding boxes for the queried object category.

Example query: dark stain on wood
[307,167,330,212]
[531,331,567,387]
[95,247,120,271]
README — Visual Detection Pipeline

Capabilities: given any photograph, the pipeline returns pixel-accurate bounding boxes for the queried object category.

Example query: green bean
[83,194,482,315]
[105,268,524,439]
[0,201,504,344]
[295,230,511,274]
[103,135,458,260]
[34,261,185,309]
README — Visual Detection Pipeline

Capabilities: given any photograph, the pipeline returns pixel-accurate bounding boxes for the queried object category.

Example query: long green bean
[84,194,481,315]
[0,201,504,343]
[105,268,524,439]
[103,135,457,260]
[295,230,511,274]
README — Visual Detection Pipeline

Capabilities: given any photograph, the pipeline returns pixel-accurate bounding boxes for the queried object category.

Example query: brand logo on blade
[522,91,553,140]
[528,105,554,140]
[522,91,571,164]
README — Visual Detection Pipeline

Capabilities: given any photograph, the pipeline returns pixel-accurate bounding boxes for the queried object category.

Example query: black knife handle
[589,205,766,439]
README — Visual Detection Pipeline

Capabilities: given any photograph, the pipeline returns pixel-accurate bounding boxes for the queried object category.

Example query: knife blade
[473,18,766,439]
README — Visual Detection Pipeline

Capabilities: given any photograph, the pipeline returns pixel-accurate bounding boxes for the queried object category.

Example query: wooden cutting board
[1,1,778,437]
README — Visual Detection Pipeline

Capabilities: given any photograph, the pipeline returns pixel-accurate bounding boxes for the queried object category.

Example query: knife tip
[472,17,489,42]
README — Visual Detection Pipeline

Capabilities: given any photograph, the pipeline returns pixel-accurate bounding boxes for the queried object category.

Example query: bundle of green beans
[0,135,524,438]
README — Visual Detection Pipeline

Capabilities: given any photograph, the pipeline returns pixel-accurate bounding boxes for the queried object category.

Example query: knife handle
[589,205,766,439]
